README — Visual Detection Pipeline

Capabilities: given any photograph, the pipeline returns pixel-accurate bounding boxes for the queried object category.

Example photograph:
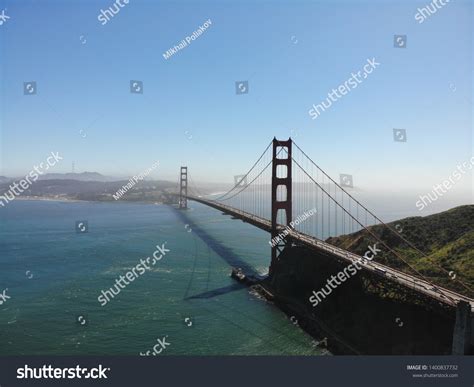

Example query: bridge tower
[179,166,188,209]
[270,138,292,276]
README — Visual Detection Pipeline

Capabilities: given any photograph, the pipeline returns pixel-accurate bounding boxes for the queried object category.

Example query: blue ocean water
[0,200,321,355]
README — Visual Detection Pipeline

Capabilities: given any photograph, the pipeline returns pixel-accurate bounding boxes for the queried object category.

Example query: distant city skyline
[0,0,472,196]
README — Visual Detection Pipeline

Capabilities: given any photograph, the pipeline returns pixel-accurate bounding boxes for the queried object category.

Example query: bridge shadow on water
[170,206,325,354]
[185,283,245,300]
[170,206,260,300]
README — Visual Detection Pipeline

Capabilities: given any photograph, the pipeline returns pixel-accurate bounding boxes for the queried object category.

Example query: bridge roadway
[186,195,474,311]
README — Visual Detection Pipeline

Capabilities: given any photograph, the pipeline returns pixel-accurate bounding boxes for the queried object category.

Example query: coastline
[14,196,165,205]
[15,196,84,203]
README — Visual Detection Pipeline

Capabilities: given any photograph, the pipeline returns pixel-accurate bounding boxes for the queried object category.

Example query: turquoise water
[0,200,321,355]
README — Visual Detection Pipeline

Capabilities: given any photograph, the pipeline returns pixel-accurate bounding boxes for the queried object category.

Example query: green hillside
[326,205,474,298]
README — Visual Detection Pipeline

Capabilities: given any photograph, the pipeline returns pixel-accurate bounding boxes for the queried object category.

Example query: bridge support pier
[471,314,474,354]
[270,138,292,277]
[451,300,472,355]
[179,166,188,209]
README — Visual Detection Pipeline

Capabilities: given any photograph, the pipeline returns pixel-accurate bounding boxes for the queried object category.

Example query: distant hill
[38,172,115,182]
[1,172,118,183]
[0,178,177,203]
[326,205,474,297]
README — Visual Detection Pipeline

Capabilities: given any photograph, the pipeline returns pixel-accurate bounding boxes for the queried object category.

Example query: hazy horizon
[1,0,472,203]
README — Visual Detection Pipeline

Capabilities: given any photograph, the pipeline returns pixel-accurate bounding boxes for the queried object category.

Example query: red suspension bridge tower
[179,166,188,209]
[270,138,293,276]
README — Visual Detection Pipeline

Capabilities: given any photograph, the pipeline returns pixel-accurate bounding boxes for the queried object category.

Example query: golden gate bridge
[171,137,474,354]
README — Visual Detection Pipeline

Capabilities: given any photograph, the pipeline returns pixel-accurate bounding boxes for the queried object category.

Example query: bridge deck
[186,195,474,311]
